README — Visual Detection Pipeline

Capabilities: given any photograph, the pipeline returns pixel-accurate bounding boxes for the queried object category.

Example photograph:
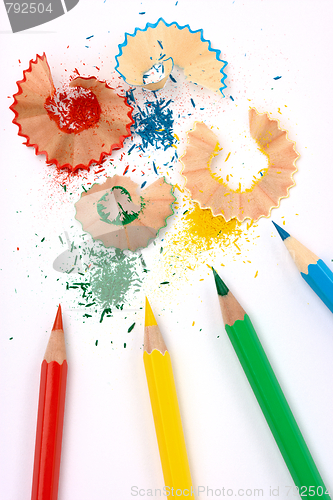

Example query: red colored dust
[44,87,101,134]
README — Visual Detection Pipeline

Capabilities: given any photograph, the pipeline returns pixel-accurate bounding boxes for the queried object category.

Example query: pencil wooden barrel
[31,305,67,500]
[212,269,331,499]
[225,314,329,496]
[144,298,194,498]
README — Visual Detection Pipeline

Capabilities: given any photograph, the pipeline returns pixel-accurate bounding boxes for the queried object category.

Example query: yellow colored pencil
[143,298,194,498]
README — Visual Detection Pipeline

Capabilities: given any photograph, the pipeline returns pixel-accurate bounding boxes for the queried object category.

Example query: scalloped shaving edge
[181,108,299,222]
[75,175,176,251]
[115,18,227,94]
[10,54,134,171]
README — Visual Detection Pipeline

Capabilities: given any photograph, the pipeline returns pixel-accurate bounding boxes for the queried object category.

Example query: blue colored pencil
[272,222,333,313]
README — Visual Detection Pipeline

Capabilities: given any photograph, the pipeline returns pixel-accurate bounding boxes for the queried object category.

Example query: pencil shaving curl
[181,108,299,222]
[75,175,175,251]
[10,53,133,172]
[115,18,227,94]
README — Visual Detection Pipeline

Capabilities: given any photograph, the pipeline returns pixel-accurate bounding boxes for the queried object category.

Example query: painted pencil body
[144,298,194,498]
[273,221,333,313]
[31,305,67,500]
[213,269,330,499]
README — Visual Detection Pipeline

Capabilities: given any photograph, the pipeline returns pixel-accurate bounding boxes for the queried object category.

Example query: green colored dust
[66,243,144,322]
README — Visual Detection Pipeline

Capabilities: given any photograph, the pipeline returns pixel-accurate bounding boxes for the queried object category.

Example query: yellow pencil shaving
[145,297,157,326]
[173,184,184,193]
[254,270,258,278]
[225,152,231,162]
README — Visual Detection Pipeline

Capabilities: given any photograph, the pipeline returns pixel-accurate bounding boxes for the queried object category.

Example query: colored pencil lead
[272,221,290,241]
[212,267,229,296]
[145,297,157,326]
[52,304,63,331]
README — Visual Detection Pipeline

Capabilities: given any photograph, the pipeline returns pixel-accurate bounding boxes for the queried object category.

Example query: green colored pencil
[212,268,330,499]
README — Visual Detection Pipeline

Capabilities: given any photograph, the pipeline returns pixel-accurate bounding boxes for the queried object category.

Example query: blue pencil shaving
[86,35,94,39]
[153,162,158,174]
[125,90,178,152]
[169,74,177,83]
[141,181,147,188]
[139,12,145,14]
[230,96,234,101]
[157,40,163,49]
[191,98,195,107]
[128,144,136,153]
[274,76,282,80]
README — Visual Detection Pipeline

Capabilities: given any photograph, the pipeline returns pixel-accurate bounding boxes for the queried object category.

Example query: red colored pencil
[31,305,67,500]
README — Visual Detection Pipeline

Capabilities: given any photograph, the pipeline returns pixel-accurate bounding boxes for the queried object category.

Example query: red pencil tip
[52,304,63,331]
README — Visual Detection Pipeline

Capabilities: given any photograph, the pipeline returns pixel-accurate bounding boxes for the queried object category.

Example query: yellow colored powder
[180,202,241,251]
[158,200,244,277]
[147,199,258,302]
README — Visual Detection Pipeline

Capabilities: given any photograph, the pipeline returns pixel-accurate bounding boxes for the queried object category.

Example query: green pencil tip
[212,267,229,296]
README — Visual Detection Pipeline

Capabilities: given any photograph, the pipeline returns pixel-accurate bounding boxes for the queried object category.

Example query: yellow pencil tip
[145,297,157,326]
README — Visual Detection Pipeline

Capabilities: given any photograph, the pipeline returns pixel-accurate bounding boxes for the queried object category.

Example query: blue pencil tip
[272,221,290,241]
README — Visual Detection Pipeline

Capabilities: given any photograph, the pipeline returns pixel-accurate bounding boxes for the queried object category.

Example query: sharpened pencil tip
[272,221,290,241]
[145,297,157,327]
[212,267,229,296]
[52,304,63,331]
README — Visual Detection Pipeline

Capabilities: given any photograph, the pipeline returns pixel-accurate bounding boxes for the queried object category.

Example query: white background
[0,1,332,499]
